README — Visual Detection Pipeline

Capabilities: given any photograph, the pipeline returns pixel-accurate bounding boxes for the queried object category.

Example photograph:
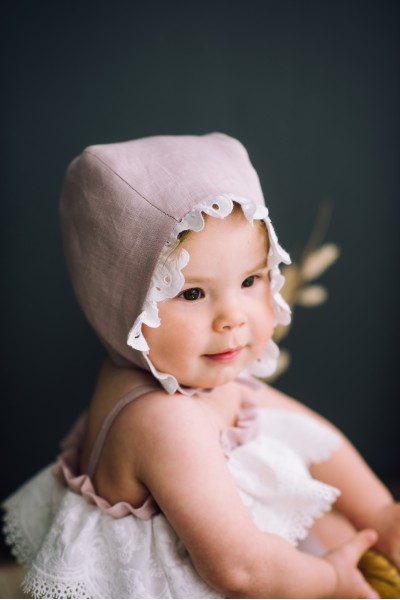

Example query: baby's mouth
[203,346,243,363]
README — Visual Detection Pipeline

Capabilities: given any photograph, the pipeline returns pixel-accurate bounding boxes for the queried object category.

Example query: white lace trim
[127,194,291,394]
[228,409,342,546]
[2,505,34,566]
[1,410,340,599]
[22,571,90,599]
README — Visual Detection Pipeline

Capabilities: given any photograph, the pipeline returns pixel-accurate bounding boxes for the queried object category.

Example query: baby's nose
[212,305,247,332]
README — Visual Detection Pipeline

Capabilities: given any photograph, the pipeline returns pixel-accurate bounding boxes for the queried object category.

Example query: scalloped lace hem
[285,484,341,546]
[22,571,91,599]
[2,505,34,566]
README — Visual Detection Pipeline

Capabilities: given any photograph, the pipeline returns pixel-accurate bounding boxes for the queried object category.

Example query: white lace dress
[3,390,341,599]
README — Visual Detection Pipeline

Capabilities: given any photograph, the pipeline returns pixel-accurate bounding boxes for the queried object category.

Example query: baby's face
[142,211,275,389]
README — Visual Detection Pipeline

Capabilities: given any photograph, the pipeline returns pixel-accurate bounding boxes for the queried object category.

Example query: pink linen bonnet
[59,133,290,392]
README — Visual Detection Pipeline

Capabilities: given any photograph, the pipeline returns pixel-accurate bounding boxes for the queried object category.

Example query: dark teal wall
[1,0,399,500]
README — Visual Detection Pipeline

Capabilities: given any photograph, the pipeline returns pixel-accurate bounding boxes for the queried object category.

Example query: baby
[3,133,399,598]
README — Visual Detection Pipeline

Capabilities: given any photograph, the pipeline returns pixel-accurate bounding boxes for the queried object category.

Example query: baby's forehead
[180,207,269,253]
[176,210,268,279]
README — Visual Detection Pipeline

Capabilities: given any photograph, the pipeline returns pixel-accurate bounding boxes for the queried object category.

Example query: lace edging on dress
[21,571,91,600]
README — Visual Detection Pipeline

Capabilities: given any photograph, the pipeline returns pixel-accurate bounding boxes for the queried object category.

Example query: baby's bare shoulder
[118,388,216,446]
[251,377,315,415]
[254,378,336,428]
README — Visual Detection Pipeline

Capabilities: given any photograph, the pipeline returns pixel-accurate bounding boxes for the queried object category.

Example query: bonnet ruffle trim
[127,194,291,394]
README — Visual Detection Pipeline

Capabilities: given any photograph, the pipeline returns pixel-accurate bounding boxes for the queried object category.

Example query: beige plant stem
[268,201,340,379]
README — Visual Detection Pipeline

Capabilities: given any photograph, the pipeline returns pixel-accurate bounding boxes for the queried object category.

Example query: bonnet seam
[85,150,178,221]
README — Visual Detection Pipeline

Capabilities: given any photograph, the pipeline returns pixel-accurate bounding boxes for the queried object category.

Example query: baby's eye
[179,288,204,301]
[242,275,257,288]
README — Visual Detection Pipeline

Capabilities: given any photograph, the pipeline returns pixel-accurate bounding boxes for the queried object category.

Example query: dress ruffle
[227,410,341,545]
[2,405,341,599]
[53,452,159,520]
[51,394,261,521]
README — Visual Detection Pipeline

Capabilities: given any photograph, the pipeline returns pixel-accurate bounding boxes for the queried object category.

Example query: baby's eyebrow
[248,257,268,272]
[183,275,211,285]
[183,258,268,284]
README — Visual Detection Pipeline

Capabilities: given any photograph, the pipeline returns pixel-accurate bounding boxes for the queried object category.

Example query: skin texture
[143,210,273,389]
[81,211,399,598]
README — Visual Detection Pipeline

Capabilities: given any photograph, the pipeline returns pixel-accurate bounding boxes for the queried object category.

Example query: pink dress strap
[87,383,161,479]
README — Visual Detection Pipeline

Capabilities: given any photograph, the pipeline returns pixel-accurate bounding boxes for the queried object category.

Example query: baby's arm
[258,382,399,568]
[128,390,378,598]
[311,435,399,567]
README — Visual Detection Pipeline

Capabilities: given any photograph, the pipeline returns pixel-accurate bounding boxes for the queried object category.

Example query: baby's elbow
[200,561,253,598]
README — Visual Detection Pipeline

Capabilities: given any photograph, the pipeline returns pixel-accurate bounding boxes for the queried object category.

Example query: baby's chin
[173,353,266,390]
[177,369,243,391]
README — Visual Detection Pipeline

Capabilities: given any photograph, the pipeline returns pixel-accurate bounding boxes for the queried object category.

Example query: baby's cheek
[165,319,204,355]
[257,303,275,339]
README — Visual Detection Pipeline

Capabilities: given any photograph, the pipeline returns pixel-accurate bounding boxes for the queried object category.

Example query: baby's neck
[189,380,243,428]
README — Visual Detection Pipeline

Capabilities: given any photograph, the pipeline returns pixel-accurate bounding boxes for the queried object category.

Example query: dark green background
[1,1,399,501]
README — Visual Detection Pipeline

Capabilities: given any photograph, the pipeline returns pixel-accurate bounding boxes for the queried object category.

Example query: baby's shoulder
[121,387,214,439]
[242,377,311,415]
[87,386,216,505]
